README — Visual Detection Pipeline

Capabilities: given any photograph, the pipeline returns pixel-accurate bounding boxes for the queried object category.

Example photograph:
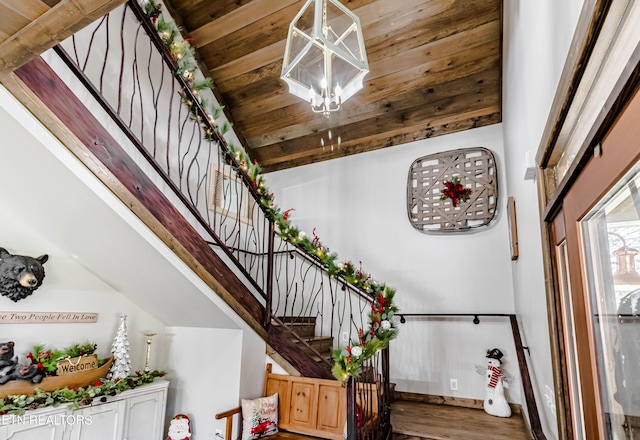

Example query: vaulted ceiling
[0,0,502,172]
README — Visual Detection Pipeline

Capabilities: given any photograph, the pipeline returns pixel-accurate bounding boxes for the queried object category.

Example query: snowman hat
[486,348,504,363]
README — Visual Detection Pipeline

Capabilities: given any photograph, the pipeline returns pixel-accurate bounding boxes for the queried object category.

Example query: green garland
[0,370,165,415]
[227,148,400,382]
[140,0,399,382]
[144,1,230,138]
[28,342,98,375]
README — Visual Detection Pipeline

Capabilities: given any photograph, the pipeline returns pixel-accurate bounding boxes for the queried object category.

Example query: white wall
[502,1,584,438]
[165,327,266,440]
[0,85,268,438]
[265,124,521,403]
[164,328,239,439]
[0,101,163,369]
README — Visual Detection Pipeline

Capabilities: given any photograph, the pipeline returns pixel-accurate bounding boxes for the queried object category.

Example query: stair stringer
[8,56,340,380]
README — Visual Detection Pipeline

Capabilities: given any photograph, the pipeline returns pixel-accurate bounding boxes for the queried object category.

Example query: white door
[66,401,126,440]
[0,413,65,440]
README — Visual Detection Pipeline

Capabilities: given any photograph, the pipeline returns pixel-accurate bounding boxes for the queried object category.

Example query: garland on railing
[140,0,230,137]
[138,0,398,381]
[225,147,399,382]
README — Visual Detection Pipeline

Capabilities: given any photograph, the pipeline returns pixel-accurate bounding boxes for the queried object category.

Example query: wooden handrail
[399,313,547,440]
[215,407,241,440]
[509,315,545,440]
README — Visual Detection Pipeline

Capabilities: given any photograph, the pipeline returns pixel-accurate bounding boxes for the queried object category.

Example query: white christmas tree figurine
[109,314,131,380]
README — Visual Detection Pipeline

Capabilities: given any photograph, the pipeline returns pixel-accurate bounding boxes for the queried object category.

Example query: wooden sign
[0,312,98,323]
[56,354,98,376]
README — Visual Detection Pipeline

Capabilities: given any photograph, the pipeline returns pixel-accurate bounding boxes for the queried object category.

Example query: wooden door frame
[557,86,640,438]
[535,1,640,437]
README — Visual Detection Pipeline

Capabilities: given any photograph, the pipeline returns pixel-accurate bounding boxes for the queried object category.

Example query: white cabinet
[0,380,168,440]
[121,386,167,440]
[2,411,64,440]
[66,400,127,440]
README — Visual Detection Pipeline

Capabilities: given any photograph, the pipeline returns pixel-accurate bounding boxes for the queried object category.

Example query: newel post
[346,377,358,440]
[264,220,275,328]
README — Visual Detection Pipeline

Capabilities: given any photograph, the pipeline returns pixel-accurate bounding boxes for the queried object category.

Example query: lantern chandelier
[281,0,369,116]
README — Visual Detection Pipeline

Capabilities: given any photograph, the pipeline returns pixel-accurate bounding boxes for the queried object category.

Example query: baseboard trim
[393,391,523,415]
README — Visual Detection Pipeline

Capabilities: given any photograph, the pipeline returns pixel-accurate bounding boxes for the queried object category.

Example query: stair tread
[276,316,317,323]
[294,335,333,343]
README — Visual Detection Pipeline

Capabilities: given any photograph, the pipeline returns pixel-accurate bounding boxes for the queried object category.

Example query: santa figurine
[167,414,191,440]
[483,348,511,418]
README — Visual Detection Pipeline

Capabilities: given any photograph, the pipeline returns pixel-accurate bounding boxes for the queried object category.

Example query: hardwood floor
[391,400,531,440]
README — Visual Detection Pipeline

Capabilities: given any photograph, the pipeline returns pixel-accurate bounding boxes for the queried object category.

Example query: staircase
[277,317,334,366]
[11,2,394,439]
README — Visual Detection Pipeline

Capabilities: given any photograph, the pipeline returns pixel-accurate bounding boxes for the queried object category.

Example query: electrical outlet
[341,331,349,342]
[450,378,458,391]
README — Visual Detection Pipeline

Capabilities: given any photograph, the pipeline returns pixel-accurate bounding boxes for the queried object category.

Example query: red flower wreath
[440,176,472,207]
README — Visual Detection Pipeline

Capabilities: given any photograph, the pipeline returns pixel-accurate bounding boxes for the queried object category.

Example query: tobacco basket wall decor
[407,147,498,233]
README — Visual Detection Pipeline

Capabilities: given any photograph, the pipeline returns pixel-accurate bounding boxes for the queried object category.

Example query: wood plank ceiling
[166,0,502,172]
[0,0,502,172]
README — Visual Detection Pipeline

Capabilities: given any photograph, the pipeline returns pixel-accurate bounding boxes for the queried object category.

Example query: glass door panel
[581,162,640,439]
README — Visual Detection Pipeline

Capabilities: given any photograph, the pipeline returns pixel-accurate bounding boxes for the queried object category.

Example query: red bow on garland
[440,176,472,207]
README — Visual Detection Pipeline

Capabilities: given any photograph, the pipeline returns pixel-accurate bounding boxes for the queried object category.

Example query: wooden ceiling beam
[0,0,126,77]
[190,0,299,49]
[174,0,253,30]
[0,1,50,33]
[198,1,300,70]
[211,39,285,81]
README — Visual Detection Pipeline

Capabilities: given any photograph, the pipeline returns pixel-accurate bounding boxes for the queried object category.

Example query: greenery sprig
[27,342,98,376]
[0,370,165,415]
[332,288,398,381]
[141,0,229,139]
[140,0,399,381]
[226,144,400,381]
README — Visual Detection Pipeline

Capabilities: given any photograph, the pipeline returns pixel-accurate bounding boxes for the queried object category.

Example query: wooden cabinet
[316,383,345,433]
[0,380,168,440]
[264,368,346,440]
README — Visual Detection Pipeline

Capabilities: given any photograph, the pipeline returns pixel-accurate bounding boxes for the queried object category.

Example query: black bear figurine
[0,248,48,302]
[0,363,45,385]
[0,341,17,368]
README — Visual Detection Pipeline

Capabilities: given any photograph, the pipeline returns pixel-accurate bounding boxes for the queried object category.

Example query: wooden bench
[215,364,347,440]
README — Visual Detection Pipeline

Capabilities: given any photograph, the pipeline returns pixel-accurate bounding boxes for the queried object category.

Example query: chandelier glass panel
[281,0,369,116]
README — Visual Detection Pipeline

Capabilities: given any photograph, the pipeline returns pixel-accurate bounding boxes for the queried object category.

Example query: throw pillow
[241,393,279,440]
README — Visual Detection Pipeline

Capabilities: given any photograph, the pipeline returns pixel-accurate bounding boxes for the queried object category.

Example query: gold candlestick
[144,332,156,373]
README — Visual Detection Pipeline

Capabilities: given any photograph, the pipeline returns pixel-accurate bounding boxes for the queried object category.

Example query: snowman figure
[483,348,511,418]
[166,414,191,440]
